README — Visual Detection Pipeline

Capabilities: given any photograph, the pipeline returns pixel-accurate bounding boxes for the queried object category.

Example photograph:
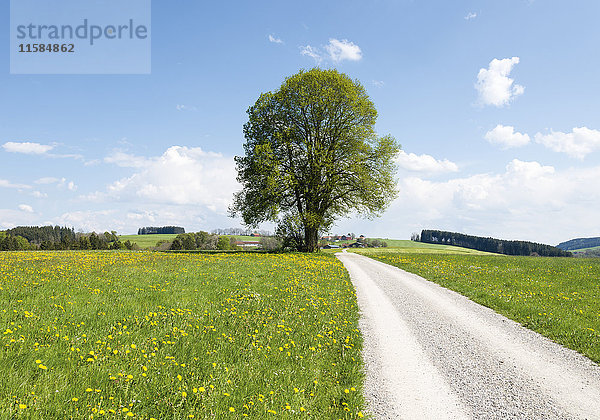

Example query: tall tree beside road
[231,68,400,252]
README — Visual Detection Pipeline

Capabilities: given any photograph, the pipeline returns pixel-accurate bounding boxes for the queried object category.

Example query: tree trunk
[305,226,319,253]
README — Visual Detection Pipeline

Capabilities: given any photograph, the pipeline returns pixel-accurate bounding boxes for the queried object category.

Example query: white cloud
[505,159,554,178]
[325,38,362,62]
[300,45,323,63]
[268,34,283,44]
[2,141,54,154]
[32,191,48,198]
[104,151,149,168]
[18,204,34,213]
[176,104,197,112]
[484,124,531,148]
[360,158,600,244]
[35,177,60,185]
[372,80,385,88]
[395,151,459,173]
[534,127,600,159]
[34,177,77,190]
[50,205,238,235]
[0,209,37,230]
[53,210,118,233]
[91,146,238,212]
[464,12,477,20]
[301,39,363,63]
[475,57,524,107]
[0,179,31,189]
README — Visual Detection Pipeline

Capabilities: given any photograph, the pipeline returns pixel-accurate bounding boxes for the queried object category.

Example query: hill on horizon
[557,237,600,251]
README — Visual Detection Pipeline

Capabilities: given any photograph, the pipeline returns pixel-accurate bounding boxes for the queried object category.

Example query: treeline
[5,225,75,244]
[420,229,572,257]
[211,227,271,236]
[0,226,136,251]
[170,232,239,251]
[138,226,185,235]
[557,237,600,251]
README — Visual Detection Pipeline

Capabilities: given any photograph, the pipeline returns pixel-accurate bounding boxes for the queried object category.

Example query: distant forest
[0,226,135,251]
[556,237,600,251]
[138,226,185,235]
[419,229,572,257]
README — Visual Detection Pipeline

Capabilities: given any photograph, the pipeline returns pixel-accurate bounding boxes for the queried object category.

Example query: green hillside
[119,234,177,249]
[360,239,493,255]
[119,234,260,249]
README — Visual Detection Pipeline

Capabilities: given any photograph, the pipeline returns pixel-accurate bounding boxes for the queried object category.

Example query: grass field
[355,250,600,363]
[0,251,365,419]
[119,234,177,249]
[118,235,259,249]
[571,245,600,253]
[363,239,492,255]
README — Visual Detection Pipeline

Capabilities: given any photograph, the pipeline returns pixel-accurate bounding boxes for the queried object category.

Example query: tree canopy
[230,68,400,252]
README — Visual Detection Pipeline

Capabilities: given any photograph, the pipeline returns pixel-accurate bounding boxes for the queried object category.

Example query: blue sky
[1,0,600,244]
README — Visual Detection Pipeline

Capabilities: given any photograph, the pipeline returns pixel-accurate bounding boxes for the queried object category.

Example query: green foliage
[169,232,236,251]
[362,238,387,248]
[259,236,283,252]
[231,68,400,252]
[4,225,76,244]
[216,236,231,250]
[138,226,185,235]
[362,251,600,363]
[0,235,35,251]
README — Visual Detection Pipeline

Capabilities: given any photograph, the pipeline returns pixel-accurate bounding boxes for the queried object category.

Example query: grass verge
[0,251,365,419]
[355,251,600,364]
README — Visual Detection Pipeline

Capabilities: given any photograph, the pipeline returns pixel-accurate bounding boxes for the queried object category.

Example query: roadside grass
[356,250,600,364]
[0,251,365,419]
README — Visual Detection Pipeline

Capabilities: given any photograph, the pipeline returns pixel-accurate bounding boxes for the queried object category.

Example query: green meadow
[118,235,259,249]
[0,251,365,419]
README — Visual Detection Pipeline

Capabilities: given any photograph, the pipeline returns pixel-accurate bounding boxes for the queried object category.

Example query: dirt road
[336,251,600,419]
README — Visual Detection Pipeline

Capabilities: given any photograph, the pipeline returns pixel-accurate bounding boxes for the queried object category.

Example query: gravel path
[336,251,600,420]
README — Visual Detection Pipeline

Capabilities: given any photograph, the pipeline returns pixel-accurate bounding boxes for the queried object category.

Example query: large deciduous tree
[230,68,400,252]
